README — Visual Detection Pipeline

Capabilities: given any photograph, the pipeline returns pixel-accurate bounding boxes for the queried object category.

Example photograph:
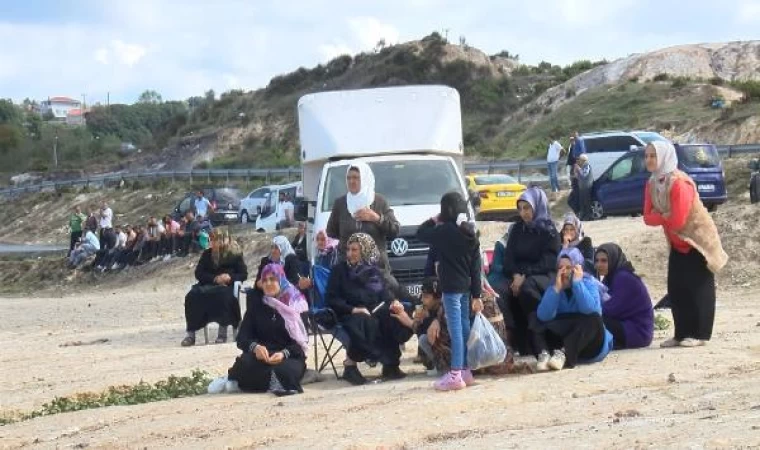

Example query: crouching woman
[534,248,614,371]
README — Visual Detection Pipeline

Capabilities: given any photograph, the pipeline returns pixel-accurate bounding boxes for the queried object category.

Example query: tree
[137,90,163,104]
[0,99,21,124]
[0,124,22,154]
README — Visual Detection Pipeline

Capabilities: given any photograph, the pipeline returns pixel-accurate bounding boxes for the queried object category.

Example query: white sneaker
[548,350,566,371]
[536,351,550,372]
[163,255,172,261]
[207,376,227,394]
[679,338,707,347]
[224,380,241,393]
[660,338,681,348]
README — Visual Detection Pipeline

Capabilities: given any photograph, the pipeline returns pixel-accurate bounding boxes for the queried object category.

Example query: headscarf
[557,247,610,302]
[517,187,555,232]
[210,227,241,267]
[260,263,309,353]
[649,141,679,213]
[345,160,376,216]
[346,232,384,293]
[440,191,477,245]
[271,235,295,263]
[315,229,339,256]
[562,213,584,247]
[595,243,636,287]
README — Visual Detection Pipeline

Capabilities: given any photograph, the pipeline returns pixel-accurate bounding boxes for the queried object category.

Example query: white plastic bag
[467,313,508,370]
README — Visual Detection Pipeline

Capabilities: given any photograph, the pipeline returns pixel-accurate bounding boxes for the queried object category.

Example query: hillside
[3,35,760,182]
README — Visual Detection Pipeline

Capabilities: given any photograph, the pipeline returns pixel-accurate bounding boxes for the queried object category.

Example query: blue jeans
[547,161,560,192]
[442,292,471,370]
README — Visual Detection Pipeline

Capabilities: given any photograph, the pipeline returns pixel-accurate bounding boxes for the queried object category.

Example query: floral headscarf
[271,235,295,263]
[315,229,339,256]
[260,263,309,353]
[346,232,384,293]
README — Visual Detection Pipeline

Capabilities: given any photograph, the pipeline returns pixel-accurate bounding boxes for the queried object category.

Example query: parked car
[466,174,526,221]
[750,158,760,204]
[588,144,727,220]
[239,185,274,224]
[172,188,242,225]
[577,130,668,181]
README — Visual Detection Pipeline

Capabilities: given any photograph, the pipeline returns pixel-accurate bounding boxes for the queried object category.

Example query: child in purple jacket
[595,243,654,349]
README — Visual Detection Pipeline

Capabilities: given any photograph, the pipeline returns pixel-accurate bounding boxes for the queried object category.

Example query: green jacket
[69,213,87,233]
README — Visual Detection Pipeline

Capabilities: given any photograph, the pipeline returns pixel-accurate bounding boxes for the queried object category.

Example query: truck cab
[297,85,473,299]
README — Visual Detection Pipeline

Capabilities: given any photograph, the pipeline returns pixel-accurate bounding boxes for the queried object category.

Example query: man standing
[546,138,563,194]
[68,206,87,257]
[277,192,295,229]
[99,201,114,250]
[193,190,213,220]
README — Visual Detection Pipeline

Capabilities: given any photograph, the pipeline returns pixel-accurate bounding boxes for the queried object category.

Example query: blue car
[588,144,727,220]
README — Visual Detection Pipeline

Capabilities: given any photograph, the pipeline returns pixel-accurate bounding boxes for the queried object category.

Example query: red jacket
[643,179,694,254]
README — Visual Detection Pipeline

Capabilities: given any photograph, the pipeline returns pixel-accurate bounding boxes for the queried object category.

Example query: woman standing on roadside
[643,141,728,348]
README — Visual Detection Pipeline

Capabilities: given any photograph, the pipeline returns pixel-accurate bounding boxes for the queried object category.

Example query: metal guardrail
[2,144,759,197]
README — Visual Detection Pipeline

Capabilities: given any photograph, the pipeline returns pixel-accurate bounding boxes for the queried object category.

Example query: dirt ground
[2,207,760,449]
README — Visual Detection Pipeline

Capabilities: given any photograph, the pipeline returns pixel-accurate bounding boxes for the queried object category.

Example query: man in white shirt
[99,201,114,250]
[277,192,295,229]
[193,191,213,220]
[546,139,563,193]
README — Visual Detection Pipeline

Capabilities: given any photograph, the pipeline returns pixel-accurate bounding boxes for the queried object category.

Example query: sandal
[180,336,195,347]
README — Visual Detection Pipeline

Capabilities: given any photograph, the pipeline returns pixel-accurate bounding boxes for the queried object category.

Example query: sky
[1,0,759,105]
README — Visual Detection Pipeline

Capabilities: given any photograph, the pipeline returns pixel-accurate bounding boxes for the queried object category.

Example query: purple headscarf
[260,263,309,353]
[557,248,610,302]
[518,187,555,232]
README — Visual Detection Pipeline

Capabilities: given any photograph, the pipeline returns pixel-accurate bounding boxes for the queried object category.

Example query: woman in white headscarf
[325,160,400,275]
[643,141,727,348]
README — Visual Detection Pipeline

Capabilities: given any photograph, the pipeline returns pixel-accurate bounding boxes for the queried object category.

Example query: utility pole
[81,93,86,110]
[53,129,59,168]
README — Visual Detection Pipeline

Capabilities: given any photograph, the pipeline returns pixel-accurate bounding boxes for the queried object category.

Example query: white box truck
[296,85,475,298]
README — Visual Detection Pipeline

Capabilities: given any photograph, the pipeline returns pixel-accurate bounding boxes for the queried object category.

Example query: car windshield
[632,132,668,144]
[677,145,721,169]
[473,174,518,185]
[322,160,462,212]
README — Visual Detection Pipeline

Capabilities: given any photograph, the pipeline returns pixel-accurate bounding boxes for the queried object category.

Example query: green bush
[629,76,640,83]
[730,80,760,101]
[565,87,577,98]
[671,77,689,89]
[653,73,670,82]
[709,76,725,86]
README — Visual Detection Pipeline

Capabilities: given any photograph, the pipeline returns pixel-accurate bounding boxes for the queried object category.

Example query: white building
[39,96,82,121]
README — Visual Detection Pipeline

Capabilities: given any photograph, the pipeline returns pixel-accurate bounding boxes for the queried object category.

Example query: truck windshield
[321,160,462,212]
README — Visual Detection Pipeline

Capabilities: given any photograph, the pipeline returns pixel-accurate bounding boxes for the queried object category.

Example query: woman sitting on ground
[561,212,595,275]
[534,248,613,371]
[250,235,302,309]
[496,187,561,362]
[326,232,414,385]
[209,263,309,396]
[181,228,248,347]
[595,243,654,350]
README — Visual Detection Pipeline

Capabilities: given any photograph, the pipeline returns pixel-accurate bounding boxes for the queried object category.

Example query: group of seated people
[181,162,656,397]
[72,211,212,272]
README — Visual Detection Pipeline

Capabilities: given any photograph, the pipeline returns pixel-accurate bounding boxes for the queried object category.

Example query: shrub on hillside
[652,73,669,82]
[730,80,760,101]
[565,87,577,98]
[671,77,689,89]
[709,77,725,86]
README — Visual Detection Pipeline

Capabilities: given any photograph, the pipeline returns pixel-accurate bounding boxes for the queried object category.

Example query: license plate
[406,284,422,297]
[225,214,238,219]
[497,191,515,197]
[697,184,715,192]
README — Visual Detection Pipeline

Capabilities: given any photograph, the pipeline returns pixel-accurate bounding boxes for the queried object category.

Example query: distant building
[65,108,85,126]
[39,96,86,126]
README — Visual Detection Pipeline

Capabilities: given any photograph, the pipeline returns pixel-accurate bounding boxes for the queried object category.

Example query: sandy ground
[2,215,760,449]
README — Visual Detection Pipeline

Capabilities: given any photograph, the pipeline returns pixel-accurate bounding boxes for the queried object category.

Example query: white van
[297,85,474,298]
[239,184,276,224]
[579,130,669,180]
[254,181,303,233]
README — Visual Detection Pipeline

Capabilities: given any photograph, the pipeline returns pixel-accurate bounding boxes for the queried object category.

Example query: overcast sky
[2,0,759,104]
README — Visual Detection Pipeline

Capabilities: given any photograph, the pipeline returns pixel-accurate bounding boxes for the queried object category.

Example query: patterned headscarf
[260,263,309,353]
[562,212,584,247]
[648,141,679,214]
[210,227,241,267]
[517,187,556,232]
[346,232,384,292]
[271,235,295,263]
[557,247,610,302]
[315,229,339,255]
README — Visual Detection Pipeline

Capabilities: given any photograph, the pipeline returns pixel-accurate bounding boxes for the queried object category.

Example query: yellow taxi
[466,174,526,220]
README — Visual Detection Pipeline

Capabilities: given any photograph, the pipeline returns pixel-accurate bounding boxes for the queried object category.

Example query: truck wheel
[751,173,760,204]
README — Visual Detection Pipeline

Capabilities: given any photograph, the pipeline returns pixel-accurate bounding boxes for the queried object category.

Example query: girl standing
[643,141,728,347]
[417,192,483,391]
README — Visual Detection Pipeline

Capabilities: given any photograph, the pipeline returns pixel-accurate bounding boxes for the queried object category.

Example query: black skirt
[668,248,716,341]
[228,352,306,393]
[184,284,242,332]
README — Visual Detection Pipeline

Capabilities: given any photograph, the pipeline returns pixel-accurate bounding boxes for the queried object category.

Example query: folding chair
[202,281,243,345]
[308,264,350,379]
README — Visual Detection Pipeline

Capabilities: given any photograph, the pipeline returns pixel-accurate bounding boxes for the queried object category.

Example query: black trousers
[340,304,414,367]
[603,316,627,350]
[69,231,82,256]
[532,313,605,368]
[161,235,177,255]
[668,248,716,341]
[497,275,551,356]
[228,352,305,393]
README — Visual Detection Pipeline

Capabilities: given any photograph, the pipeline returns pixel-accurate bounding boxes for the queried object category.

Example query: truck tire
[751,173,760,204]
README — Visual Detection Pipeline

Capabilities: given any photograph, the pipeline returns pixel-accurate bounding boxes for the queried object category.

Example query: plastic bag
[467,312,508,370]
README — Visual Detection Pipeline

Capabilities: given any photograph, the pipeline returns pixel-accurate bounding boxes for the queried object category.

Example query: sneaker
[548,350,566,371]
[434,370,466,391]
[679,338,707,347]
[461,369,475,386]
[536,351,550,371]
[207,376,227,394]
[342,365,367,386]
[660,338,681,348]
[224,379,241,393]
[381,365,407,381]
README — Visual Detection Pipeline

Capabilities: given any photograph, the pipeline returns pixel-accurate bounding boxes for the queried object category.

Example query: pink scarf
[260,264,309,353]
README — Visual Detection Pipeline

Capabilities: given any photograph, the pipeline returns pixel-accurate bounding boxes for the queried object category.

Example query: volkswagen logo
[390,238,409,257]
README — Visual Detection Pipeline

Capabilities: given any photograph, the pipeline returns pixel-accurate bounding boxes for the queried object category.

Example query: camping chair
[309,264,350,379]
[201,281,243,345]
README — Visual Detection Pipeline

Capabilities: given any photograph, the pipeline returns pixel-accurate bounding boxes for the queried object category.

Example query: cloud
[736,0,760,23]
[94,40,147,67]
[348,16,401,49]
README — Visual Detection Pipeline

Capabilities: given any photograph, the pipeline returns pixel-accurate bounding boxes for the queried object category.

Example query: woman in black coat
[182,228,248,346]
[249,235,302,311]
